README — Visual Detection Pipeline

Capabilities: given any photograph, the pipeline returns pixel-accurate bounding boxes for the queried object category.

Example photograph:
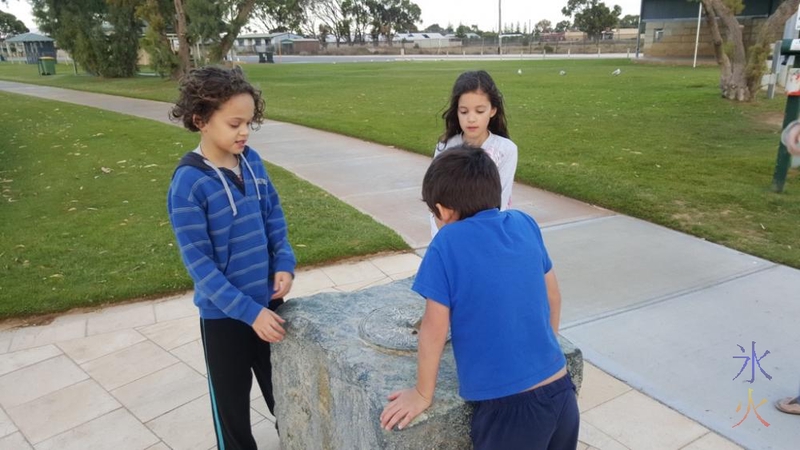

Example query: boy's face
[196,93,255,161]
[457,89,497,146]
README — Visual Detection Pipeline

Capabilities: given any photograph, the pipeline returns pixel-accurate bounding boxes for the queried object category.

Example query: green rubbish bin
[38,56,56,75]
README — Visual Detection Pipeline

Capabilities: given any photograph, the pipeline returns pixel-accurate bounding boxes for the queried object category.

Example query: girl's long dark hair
[439,70,509,143]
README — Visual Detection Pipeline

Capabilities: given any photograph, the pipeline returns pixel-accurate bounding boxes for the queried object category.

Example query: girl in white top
[430,70,518,236]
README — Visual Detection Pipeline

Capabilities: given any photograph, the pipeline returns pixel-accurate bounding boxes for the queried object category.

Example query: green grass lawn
[0,91,407,318]
[1,58,798,270]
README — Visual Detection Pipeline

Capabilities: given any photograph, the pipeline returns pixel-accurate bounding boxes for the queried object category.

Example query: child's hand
[781,120,800,156]
[271,271,293,299]
[380,388,432,431]
[252,308,286,342]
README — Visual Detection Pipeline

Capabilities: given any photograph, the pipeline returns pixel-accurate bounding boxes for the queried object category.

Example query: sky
[3,0,644,35]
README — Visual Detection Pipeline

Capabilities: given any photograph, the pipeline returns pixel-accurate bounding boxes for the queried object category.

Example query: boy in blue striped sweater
[167,66,296,449]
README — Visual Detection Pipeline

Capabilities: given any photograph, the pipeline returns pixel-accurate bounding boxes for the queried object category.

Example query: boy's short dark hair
[423,145,501,220]
[170,65,266,132]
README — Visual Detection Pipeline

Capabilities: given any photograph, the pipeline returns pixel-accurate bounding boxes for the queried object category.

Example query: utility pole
[498,0,502,55]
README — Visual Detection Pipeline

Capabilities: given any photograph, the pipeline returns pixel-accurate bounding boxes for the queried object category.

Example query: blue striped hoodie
[167,146,296,325]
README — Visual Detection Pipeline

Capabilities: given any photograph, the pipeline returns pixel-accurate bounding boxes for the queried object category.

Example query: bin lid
[39,56,55,60]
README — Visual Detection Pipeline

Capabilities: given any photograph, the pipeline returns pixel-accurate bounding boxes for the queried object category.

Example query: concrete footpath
[1,80,799,449]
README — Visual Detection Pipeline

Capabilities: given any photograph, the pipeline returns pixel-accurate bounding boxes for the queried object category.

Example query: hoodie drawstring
[241,157,262,201]
[202,159,238,217]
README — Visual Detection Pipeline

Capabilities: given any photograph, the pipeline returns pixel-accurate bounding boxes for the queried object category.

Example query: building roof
[6,33,55,43]
[399,32,448,40]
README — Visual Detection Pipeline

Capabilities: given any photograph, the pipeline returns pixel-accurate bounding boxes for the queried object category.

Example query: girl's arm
[497,141,519,210]
[380,299,450,430]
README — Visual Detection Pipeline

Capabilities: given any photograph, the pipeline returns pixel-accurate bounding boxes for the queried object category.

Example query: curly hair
[170,65,266,132]
[440,70,509,143]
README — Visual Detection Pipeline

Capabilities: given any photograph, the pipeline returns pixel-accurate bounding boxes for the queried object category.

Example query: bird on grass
[559,70,566,76]
[611,68,621,76]
[517,69,522,75]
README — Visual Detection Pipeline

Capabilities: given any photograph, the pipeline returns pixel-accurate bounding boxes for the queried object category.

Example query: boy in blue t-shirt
[380,146,579,449]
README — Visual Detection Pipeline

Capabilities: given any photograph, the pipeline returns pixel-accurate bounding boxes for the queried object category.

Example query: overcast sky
[4,0,643,34]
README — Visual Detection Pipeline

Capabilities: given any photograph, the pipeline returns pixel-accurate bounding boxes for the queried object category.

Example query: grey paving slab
[0,355,88,409]
[136,316,199,351]
[0,432,32,450]
[7,380,120,444]
[543,215,773,326]
[0,345,61,377]
[512,183,613,229]
[145,394,216,450]
[0,407,16,439]
[111,362,207,422]
[6,320,86,352]
[57,329,146,365]
[35,408,160,450]
[563,265,800,450]
[81,341,178,391]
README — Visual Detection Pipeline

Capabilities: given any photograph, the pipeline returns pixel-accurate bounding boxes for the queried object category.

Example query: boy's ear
[435,203,458,224]
[192,114,206,130]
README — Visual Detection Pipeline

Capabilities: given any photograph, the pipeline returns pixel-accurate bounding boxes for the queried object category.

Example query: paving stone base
[272,278,582,450]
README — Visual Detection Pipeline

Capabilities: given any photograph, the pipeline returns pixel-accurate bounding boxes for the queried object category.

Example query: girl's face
[457,89,496,146]
[196,93,255,165]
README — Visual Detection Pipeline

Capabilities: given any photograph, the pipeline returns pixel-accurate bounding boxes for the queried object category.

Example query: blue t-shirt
[412,209,566,401]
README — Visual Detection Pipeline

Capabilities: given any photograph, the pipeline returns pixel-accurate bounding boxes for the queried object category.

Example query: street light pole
[498,0,502,55]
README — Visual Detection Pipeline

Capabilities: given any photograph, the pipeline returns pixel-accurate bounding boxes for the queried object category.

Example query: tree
[207,0,259,62]
[318,22,330,47]
[0,10,29,39]
[31,0,141,77]
[105,0,141,77]
[423,23,444,34]
[535,19,552,34]
[555,19,571,32]
[561,0,621,41]
[136,0,181,78]
[455,23,470,39]
[173,0,191,74]
[342,0,370,44]
[619,14,638,28]
[311,0,350,46]
[251,0,309,34]
[366,0,421,46]
[698,0,800,101]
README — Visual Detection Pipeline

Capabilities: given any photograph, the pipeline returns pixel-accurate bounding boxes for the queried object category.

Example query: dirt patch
[756,111,785,129]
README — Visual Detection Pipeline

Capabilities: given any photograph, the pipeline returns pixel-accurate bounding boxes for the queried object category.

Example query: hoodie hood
[173,146,262,217]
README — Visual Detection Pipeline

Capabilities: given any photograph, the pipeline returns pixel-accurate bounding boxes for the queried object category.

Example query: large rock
[272,278,582,450]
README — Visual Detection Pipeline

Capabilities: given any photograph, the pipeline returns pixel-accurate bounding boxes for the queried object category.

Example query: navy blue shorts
[470,374,580,450]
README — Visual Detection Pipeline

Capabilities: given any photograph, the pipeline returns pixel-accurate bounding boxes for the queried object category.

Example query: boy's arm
[544,269,562,335]
[262,175,296,276]
[168,193,267,327]
[380,299,450,431]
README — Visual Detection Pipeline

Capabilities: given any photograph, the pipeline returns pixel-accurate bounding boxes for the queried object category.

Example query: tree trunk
[701,0,749,100]
[703,0,800,101]
[173,0,191,76]
[209,0,257,63]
